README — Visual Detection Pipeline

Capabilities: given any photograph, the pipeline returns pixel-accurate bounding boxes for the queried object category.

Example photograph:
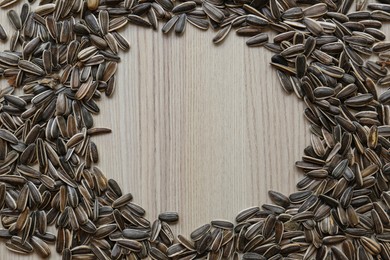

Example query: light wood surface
[0,3,311,259]
[97,21,309,236]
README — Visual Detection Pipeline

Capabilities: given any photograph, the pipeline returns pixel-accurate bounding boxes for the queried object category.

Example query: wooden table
[0,2,355,259]
[96,9,308,241]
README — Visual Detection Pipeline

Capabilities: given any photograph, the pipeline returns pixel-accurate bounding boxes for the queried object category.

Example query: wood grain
[95,24,309,236]
[0,3,311,260]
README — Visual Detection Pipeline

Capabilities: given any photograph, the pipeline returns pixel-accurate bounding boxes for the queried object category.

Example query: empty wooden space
[94,16,308,239]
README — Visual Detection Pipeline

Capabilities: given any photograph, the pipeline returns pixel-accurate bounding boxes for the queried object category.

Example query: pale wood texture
[96,23,308,237]
[0,3,311,260]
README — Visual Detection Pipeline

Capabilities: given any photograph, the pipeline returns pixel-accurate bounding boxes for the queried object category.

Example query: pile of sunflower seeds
[2,0,390,259]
